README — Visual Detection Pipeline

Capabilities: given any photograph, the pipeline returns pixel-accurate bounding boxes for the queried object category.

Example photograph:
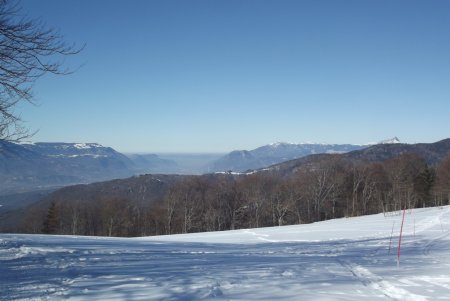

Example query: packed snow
[1,206,450,300]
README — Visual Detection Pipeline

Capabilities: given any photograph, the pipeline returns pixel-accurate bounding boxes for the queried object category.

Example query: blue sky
[18,0,450,153]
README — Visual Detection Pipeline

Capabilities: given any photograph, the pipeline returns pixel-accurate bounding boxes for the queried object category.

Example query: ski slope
[1,206,450,300]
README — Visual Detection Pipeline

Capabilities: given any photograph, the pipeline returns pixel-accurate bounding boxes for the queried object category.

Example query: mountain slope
[0,141,136,194]
[268,138,450,176]
[6,137,449,235]
[210,142,368,172]
[346,138,450,165]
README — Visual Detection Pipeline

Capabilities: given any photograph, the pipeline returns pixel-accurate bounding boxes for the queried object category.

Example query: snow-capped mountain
[20,142,125,158]
[0,141,136,194]
[209,142,368,172]
[378,137,401,144]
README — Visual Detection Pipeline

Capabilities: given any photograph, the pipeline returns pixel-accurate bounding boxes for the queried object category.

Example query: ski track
[1,206,450,300]
[339,260,427,301]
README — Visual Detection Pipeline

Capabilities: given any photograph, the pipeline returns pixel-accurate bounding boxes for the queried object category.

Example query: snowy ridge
[268,142,296,147]
[73,143,103,149]
[1,206,450,300]
[0,140,136,193]
[378,137,401,144]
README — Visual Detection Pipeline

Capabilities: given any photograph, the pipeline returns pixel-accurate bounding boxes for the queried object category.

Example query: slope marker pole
[397,207,406,268]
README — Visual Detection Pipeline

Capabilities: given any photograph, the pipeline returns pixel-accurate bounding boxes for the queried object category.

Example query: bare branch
[0,0,83,141]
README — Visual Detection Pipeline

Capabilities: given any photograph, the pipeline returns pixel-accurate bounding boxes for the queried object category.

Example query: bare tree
[350,163,365,216]
[0,0,82,141]
[163,188,179,235]
[434,155,450,206]
[289,176,308,224]
[384,153,427,210]
[218,178,245,230]
[176,177,202,234]
[309,166,336,221]
[265,179,296,226]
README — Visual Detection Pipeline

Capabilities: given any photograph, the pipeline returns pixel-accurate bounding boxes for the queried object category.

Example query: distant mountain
[345,138,450,165]
[378,137,401,144]
[209,142,368,172]
[266,138,450,176]
[0,141,136,194]
[8,138,449,234]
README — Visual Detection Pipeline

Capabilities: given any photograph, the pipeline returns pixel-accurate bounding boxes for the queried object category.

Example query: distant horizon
[16,1,450,154]
[18,136,450,154]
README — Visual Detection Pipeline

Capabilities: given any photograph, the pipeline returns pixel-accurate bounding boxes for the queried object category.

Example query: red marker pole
[397,207,406,267]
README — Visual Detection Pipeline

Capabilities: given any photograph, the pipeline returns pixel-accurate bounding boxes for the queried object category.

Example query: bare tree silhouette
[0,0,82,141]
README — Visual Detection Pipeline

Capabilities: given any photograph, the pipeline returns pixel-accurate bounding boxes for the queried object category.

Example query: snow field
[1,206,450,300]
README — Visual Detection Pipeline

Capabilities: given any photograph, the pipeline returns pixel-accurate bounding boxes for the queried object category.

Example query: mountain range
[0,141,136,194]
[2,138,449,233]
[38,138,450,203]
[264,138,450,176]
[0,139,388,194]
[209,142,371,172]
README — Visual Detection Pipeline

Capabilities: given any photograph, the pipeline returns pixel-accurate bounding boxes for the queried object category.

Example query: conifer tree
[42,202,59,234]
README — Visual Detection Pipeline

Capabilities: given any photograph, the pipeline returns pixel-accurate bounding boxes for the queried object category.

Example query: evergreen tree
[42,202,60,234]
[414,167,435,207]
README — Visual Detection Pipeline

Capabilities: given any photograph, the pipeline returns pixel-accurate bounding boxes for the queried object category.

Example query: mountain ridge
[209,141,370,172]
[0,141,136,194]
[262,138,450,176]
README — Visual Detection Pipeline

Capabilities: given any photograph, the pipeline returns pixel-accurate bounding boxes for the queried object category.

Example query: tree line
[21,152,450,237]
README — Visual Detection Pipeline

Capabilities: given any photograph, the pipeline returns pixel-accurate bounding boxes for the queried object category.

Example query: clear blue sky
[18,0,450,153]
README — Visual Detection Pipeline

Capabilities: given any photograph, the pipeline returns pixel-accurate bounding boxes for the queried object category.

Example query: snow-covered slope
[1,206,450,300]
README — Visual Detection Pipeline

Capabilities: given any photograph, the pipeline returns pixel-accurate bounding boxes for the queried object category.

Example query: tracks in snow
[339,260,427,301]
[422,231,450,258]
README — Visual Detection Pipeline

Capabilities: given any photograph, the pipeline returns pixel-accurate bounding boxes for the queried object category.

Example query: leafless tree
[309,166,336,221]
[384,153,427,211]
[163,188,179,235]
[433,155,450,206]
[177,177,202,234]
[350,163,365,216]
[265,179,296,226]
[217,178,245,230]
[0,0,82,141]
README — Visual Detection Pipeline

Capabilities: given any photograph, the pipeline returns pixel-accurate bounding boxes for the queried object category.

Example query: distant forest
[20,152,450,237]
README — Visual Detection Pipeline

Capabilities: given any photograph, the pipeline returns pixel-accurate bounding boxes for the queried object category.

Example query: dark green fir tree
[42,202,60,234]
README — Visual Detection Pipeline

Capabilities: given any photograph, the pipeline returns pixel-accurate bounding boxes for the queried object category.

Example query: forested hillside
[11,139,450,237]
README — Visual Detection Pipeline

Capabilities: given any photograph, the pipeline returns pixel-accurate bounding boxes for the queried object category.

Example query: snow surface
[1,206,450,300]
